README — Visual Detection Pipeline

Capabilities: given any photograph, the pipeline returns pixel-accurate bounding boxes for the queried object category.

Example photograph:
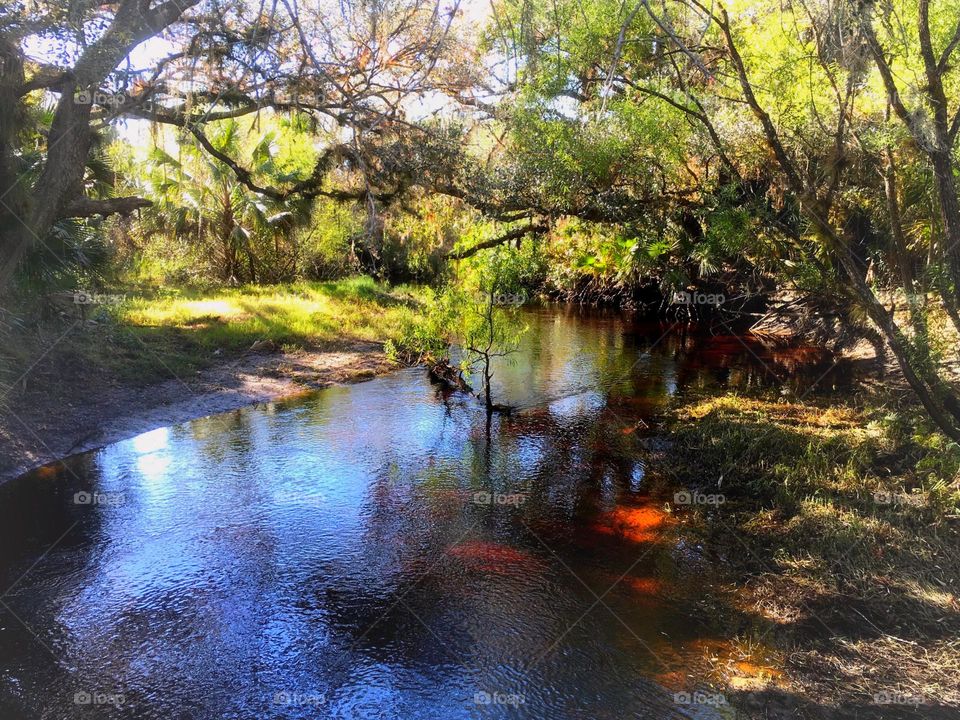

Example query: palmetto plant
[139,120,312,283]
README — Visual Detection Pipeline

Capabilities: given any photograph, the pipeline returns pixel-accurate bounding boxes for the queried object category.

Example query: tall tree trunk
[883,140,931,336]
[19,81,93,256]
[930,149,960,301]
[810,204,960,440]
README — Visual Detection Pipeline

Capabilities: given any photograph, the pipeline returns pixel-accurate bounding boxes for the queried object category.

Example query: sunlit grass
[0,276,429,390]
[119,277,426,354]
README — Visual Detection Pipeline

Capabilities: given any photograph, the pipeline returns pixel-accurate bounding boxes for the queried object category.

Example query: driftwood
[428,359,472,392]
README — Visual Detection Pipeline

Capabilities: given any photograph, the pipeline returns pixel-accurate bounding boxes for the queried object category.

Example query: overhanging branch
[60,196,152,219]
[448,223,549,260]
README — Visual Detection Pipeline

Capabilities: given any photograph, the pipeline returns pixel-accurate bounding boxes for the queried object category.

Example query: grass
[1,276,429,389]
[115,277,427,377]
[656,391,960,713]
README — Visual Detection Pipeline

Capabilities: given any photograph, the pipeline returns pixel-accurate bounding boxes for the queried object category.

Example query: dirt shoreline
[0,342,399,484]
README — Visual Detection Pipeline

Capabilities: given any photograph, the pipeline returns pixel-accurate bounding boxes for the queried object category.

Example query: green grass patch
[1,276,430,388]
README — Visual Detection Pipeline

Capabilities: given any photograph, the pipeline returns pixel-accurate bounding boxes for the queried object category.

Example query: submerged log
[428,359,472,392]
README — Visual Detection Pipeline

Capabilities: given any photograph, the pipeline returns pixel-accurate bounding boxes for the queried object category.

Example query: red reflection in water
[625,576,662,595]
[447,540,542,574]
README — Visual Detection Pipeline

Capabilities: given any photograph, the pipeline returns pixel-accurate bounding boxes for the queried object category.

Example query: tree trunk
[483,353,493,412]
[883,142,930,336]
[0,40,28,285]
[930,149,960,302]
[808,202,960,441]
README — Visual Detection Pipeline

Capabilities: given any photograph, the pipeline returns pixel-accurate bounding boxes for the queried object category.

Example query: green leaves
[128,116,317,283]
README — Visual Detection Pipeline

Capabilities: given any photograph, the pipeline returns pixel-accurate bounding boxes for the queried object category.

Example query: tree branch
[716,6,804,193]
[860,5,924,141]
[60,195,152,219]
[186,124,379,202]
[937,17,960,73]
[17,66,72,96]
[448,223,549,260]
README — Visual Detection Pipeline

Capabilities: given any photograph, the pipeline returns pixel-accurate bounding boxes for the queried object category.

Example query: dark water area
[0,306,846,719]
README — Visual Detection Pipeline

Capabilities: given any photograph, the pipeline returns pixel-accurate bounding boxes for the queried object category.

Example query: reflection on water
[0,306,840,719]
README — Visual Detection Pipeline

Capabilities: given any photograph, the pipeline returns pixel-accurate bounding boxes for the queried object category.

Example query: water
[0,306,840,719]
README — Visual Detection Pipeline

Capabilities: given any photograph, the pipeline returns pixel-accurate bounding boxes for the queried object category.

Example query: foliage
[123,119,315,283]
[393,247,530,407]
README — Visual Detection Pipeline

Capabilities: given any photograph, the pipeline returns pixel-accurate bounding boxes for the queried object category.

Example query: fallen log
[428,359,472,392]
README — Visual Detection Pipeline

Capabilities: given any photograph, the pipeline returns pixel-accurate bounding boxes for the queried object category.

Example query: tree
[473,0,960,440]
[459,248,526,413]
[0,0,201,283]
[0,0,476,289]
[394,246,527,412]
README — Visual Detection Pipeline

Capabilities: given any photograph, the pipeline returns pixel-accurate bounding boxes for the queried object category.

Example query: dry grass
[659,391,960,715]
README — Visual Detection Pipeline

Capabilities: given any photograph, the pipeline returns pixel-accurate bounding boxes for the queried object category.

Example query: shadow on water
[0,305,909,720]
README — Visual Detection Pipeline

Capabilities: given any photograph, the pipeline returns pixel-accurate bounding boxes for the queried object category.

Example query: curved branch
[448,223,549,260]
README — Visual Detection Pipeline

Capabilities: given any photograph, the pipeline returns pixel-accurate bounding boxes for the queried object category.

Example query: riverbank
[654,391,960,718]
[0,277,426,483]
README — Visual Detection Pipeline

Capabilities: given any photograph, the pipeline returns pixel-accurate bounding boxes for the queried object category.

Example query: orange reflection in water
[619,575,666,610]
[730,660,784,685]
[591,504,672,544]
[447,540,541,574]
[686,638,784,689]
[625,576,662,595]
[644,636,786,698]
[31,464,63,480]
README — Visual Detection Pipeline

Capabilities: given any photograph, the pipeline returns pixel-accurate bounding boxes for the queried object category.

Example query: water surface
[0,307,840,719]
